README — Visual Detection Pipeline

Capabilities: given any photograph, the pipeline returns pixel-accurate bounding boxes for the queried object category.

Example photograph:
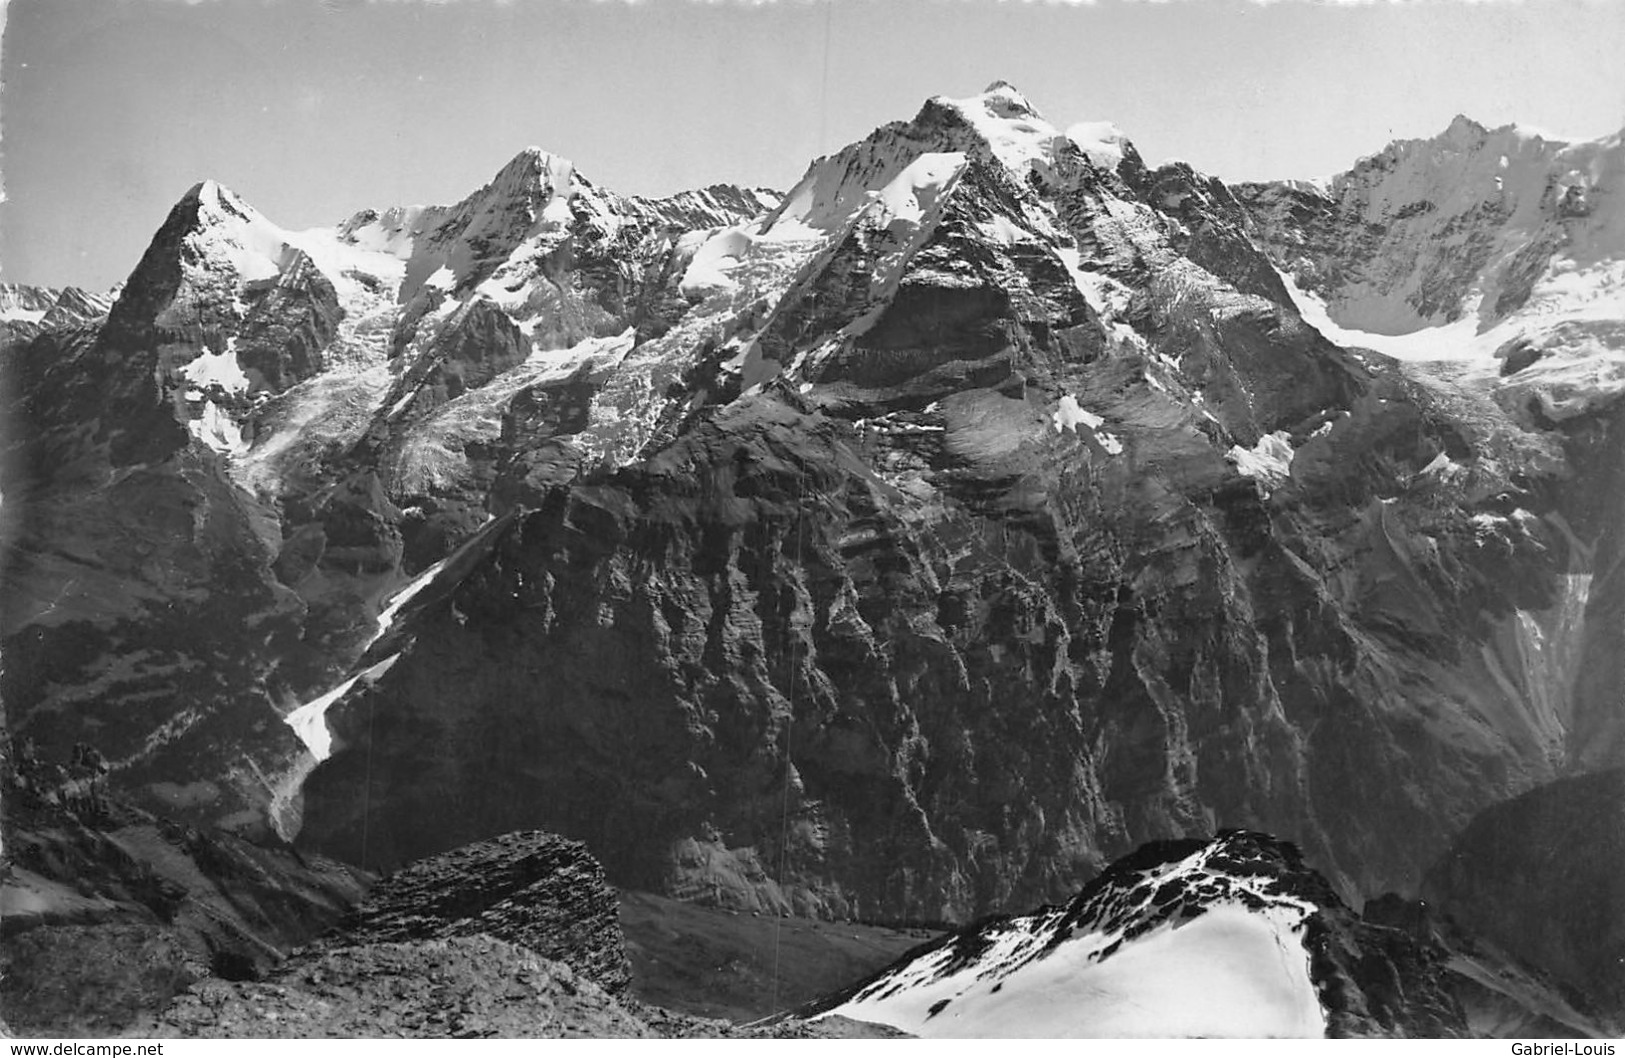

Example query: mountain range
[4,81,1624,1036]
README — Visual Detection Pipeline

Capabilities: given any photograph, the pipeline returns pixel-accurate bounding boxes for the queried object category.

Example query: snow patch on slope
[181,341,252,396]
[1281,257,1625,420]
[1278,269,1490,363]
[284,654,401,763]
[680,226,758,296]
[368,558,451,652]
[282,544,470,762]
[863,152,968,294]
[1066,120,1129,170]
[1228,431,1295,490]
[678,209,826,299]
[281,553,460,761]
[871,151,966,228]
[187,400,250,456]
[1052,394,1104,433]
[1051,395,1122,454]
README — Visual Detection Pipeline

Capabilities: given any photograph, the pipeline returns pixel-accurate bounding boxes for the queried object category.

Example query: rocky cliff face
[6,83,1623,948]
[288,86,1597,925]
[1238,114,1625,785]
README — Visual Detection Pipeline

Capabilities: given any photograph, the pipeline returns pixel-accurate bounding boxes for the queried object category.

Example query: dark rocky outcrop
[156,936,655,1039]
[1364,893,1614,1038]
[154,934,908,1038]
[234,251,344,394]
[319,830,633,996]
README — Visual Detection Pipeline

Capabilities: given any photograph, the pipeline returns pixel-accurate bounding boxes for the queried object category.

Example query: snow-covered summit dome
[978,79,1040,119]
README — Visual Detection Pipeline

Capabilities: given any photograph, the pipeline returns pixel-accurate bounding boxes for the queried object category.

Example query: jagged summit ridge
[766,82,1133,236]
[1239,111,1625,405]
[0,282,113,331]
[89,144,778,462]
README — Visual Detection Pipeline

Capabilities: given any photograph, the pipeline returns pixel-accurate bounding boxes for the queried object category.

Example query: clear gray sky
[2,0,1622,290]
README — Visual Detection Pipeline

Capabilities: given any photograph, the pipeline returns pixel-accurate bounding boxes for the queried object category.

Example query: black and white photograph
[1,0,1622,1040]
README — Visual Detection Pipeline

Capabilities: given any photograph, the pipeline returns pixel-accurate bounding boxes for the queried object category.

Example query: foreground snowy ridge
[812,832,1328,1038]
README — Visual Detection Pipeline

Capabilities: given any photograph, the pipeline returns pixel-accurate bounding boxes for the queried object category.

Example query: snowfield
[818,836,1327,1038]
[1268,121,1625,423]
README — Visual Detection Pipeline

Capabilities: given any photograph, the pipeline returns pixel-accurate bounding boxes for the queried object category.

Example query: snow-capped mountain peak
[480,145,580,223]
[977,79,1040,119]
[807,832,1329,1038]
[765,81,1128,242]
[931,82,1091,183]
[366,147,588,306]
[182,179,302,284]
[0,282,65,325]
[122,177,407,321]
[1241,113,1625,419]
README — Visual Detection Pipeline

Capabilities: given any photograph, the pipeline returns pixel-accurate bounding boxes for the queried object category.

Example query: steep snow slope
[818,835,1326,1037]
